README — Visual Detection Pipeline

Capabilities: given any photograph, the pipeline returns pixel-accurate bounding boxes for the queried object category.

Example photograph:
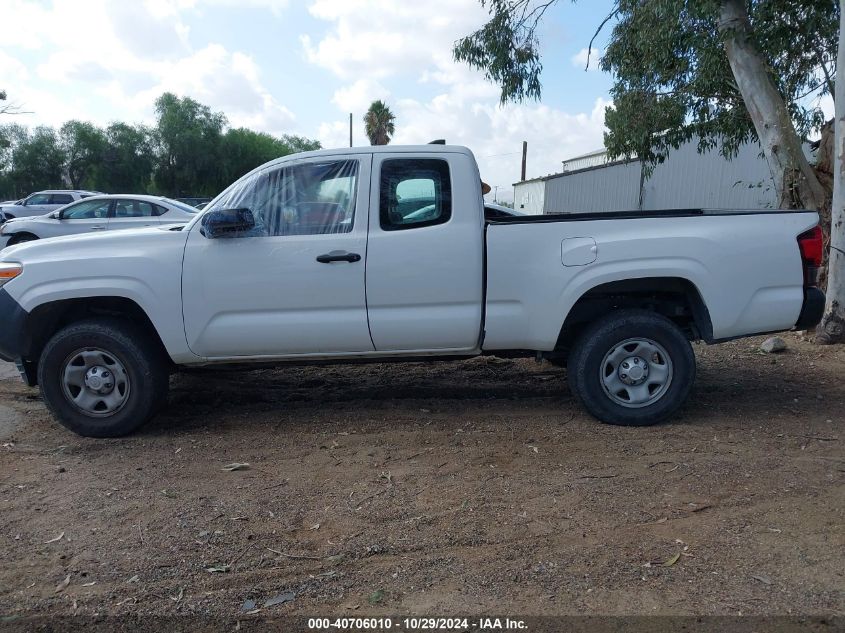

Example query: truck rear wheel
[567,309,695,426]
[38,318,169,437]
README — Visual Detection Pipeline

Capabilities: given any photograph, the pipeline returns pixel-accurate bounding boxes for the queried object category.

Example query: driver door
[182,156,374,359]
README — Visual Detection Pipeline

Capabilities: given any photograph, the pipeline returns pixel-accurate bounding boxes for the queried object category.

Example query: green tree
[60,120,107,189]
[153,92,227,197]
[220,128,321,185]
[455,0,843,341]
[9,125,65,194]
[364,100,396,145]
[100,122,155,194]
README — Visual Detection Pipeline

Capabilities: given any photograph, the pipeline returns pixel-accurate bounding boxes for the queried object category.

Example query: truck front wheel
[567,309,695,426]
[38,318,169,437]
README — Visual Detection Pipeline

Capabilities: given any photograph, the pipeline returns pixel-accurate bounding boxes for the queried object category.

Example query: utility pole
[349,113,353,147]
[521,141,527,181]
[494,186,499,202]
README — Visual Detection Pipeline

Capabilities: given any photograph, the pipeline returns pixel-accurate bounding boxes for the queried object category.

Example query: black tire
[8,233,38,245]
[38,318,169,438]
[567,309,696,426]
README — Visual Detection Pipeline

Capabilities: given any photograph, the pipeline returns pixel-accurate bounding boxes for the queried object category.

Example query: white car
[0,145,825,437]
[0,195,198,248]
[0,190,102,220]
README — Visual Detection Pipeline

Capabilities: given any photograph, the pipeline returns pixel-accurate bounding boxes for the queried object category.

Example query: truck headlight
[0,262,22,287]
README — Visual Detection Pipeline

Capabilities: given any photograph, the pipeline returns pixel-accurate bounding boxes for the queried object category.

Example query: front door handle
[316,251,361,264]
[91,225,107,231]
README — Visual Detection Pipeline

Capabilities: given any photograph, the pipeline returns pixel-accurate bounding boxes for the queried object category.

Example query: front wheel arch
[20,296,172,385]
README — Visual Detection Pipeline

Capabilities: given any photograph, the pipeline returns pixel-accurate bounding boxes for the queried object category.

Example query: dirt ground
[0,333,842,621]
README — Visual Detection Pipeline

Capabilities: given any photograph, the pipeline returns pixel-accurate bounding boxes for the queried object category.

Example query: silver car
[0,195,198,248]
[0,190,102,220]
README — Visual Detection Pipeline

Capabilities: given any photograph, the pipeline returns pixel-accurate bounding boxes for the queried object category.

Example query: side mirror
[200,208,255,238]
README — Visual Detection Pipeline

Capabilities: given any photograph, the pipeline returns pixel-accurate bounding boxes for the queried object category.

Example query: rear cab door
[365,149,485,352]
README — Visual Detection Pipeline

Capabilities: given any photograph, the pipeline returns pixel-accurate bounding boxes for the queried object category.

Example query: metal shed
[514,139,783,215]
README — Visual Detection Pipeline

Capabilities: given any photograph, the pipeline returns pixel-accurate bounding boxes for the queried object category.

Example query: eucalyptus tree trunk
[717,0,826,211]
[817,1,845,345]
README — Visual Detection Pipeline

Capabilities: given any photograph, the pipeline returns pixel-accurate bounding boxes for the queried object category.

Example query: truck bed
[482,208,819,351]
[488,207,814,224]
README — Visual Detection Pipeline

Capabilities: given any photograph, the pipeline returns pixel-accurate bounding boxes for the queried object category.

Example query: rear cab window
[379,159,451,230]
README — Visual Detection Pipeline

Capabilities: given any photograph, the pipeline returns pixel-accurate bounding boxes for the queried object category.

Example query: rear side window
[114,200,159,218]
[380,159,451,231]
[50,194,74,205]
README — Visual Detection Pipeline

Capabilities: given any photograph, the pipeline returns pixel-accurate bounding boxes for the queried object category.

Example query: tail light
[797,225,823,287]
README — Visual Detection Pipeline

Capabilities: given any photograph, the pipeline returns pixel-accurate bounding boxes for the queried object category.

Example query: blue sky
[0,0,618,200]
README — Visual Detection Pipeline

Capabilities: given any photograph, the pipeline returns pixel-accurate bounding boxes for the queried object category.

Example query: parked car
[0,190,102,221]
[175,197,213,208]
[0,145,825,437]
[0,195,198,248]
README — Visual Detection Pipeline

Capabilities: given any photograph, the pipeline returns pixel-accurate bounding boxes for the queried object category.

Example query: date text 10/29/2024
[307,617,528,630]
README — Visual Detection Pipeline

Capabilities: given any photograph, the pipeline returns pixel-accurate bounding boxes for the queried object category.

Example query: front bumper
[0,287,28,363]
[795,287,825,330]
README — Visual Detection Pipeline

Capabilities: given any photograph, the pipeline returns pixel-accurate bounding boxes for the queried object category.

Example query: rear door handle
[316,251,361,263]
[91,225,107,231]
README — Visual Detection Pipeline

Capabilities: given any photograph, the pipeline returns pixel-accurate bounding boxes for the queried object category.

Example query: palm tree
[363,100,396,146]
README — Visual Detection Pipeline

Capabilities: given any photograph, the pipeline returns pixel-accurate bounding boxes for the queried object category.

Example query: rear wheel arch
[552,277,713,361]
[7,232,39,245]
[567,308,696,426]
[20,296,171,384]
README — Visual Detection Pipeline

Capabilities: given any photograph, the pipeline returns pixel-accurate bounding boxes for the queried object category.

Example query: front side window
[205,159,358,237]
[380,159,451,230]
[61,199,111,219]
[26,193,51,205]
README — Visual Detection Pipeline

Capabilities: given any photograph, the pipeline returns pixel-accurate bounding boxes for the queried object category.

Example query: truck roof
[260,144,474,172]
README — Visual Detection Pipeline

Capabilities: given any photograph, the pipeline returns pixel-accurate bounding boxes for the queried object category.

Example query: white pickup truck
[0,145,826,437]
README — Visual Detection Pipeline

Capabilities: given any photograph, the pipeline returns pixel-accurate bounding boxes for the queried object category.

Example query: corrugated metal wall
[642,141,776,209]
[540,140,780,214]
[562,150,609,172]
[513,180,546,214]
[543,161,642,213]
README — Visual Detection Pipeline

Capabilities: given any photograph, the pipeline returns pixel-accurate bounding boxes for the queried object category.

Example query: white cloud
[302,0,487,80]
[1,0,298,135]
[307,0,608,201]
[571,47,603,71]
[332,79,391,114]
[143,45,296,133]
